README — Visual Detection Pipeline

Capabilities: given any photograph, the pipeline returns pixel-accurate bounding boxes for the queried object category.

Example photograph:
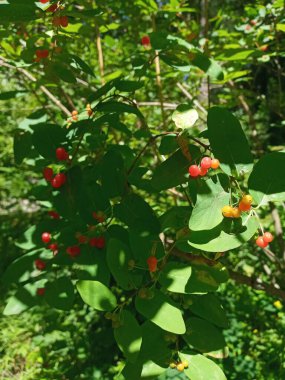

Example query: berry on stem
[35,259,46,271]
[35,49,49,60]
[231,207,241,218]
[141,35,150,46]
[42,232,51,244]
[211,158,220,169]
[176,363,185,372]
[200,156,212,169]
[241,194,253,205]
[43,167,53,182]
[263,232,273,243]
[60,16,69,28]
[222,205,233,218]
[238,201,251,212]
[199,167,208,176]
[189,165,200,178]
[147,256,158,272]
[256,236,268,248]
[51,173,66,188]
[40,0,49,3]
[66,245,81,257]
[48,210,60,219]
[56,147,69,161]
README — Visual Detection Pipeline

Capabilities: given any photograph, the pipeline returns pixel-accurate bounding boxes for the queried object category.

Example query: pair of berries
[35,259,46,271]
[89,236,105,249]
[56,147,69,161]
[188,157,220,178]
[52,16,69,27]
[170,361,189,372]
[71,110,78,121]
[147,256,158,272]
[43,168,67,188]
[66,245,80,257]
[141,35,151,46]
[222,194,253,218]
[256,232,274,248]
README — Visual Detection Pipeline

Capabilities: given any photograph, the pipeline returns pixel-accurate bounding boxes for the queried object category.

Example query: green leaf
[101,150,126,198]
[188,215,258,252]
[188,294,228,328]
[184,317,226,352]
[114,310,142,363]
[0,2,38,23]
[248,152,285,205]
[151,146,200,191]
[14,131,33,164]
[0,90,27,100]
[3,282,42,315]
[52,63,77,83]
[45,277,75,311]
[277,24,285,32]
[69,54,94,76]
[192,53,224,80]
[114,79,144,92]
[180,353,227,380]
[107,238,142,290]
[135,289,186,334]
[158,262,192,293]
[189,178,230,231]
[76,280,117,311]
[159,134,178,155]
[207,107,253,176]
[96,101,144,119]
[184,264,228,293]
[114,194,160,234]
[172,106,199,129]
[31,123,67,160]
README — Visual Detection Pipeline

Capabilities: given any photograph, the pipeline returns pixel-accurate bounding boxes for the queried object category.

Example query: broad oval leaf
[158,261,192,293]
[180,353,227,380]
[172,106,199,129]
[248,152,285,205]
[76,280,117,311]
[207,107,253,176]
[114,310,142,363]
[135,289,186,335]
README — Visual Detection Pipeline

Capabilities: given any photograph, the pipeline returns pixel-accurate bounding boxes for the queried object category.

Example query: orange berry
[239,201,251,212]
[72,110,78,116]
[222,205,233,218]
[231,207,241,218]
[211,158,220,169]
[182,360,189,369]
[263,232,273,243]
[241,195,253,205]
[176,363,185,372]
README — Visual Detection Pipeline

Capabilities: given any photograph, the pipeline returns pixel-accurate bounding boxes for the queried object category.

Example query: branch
[0,57,71,117]
[95,26,105,85]
[172,249,285,300]
[270,202,285,261]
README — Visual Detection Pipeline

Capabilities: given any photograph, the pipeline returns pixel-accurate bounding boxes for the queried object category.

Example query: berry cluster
[256,232,273,248]
[43,147,69,189]
[222,194,253,218]
[170,360,189,372]
[188,156,220,178]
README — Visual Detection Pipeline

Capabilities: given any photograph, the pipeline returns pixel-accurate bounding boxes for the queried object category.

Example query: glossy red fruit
[46,3,58,12]
[56,147,69,161]
[199,167,208,176]
[35,259,46,271]
[66,245,81,257]
[96,236,105,249]
[188,165,200,178]
[256,236,268,248]
[200,156,212,169]
[147,256,158,272]
[60,16,69,27]
[43,167,53,181]
[37,288,46,296]
[141,35,150,46]
[48,210,60,219]
[51,173,66,188]
[42,232,51,244]
[263,232,273,243]
[40,0,49,3]
[238,201,251,212]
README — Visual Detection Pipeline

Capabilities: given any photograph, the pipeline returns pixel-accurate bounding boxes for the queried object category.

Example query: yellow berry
[176,363,185,372]
[182,360,189,369]
[222,205,233,218]
[231,207,241,218]
[170,362,176,369]
[241,194,253,205]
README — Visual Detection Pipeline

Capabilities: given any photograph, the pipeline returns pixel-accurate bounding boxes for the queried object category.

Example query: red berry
[66,245,80,257]
[147,256,158,272]
[35,259,46,271]
[56,147,69,161]
[48,210,60,219]
[43,167,53,182]
[238,201,251,212]
[40,0,49,3]
[188,165,200,178]
[77,235,88,244]
[96,236,105,249]
[35,49,49,59]
[260,45,268,52]
[92,211,105,223]
[141,35,150,46]
[37,288,46,296]
[256,236,268,248]
[263,232,273,243]
[42,232,51,244]
[199,167,208,176]
[60,16,69,27]
[200,156,212,169]
[51,173,66,188]
[48,243,58,252]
